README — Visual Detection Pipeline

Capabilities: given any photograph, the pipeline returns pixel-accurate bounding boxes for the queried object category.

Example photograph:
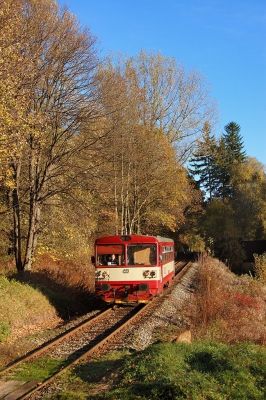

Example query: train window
[127,244,156,265]
[96,244,124,266]
[161,245,174,262]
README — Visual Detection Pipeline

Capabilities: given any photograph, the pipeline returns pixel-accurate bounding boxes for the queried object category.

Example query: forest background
[0,0,266,274]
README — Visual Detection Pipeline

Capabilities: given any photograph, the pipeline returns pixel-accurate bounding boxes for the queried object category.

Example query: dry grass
[189,255,266,344]
[0,254,97,342]
[0,254,99,366]
[2,252,266,349]
[21,254,98,318]
[32,253,95,292]
[0,275,60,341]
[254,252,266,284]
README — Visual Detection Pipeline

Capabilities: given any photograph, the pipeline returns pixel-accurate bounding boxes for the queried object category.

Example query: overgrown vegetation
[0,0,215,272]
[1,1,265,275]
[0,275,59,342]
[7,338,266,399]
[47,256,266,398]
[0,1,266,396]
[254,252,266,284]
[189,123,266,267]
[1,255,266,399]
[10,355,66,383]
[96,341,266,399]
[0,255,97,347]
[21,341,264,399]
[189,256,266,344]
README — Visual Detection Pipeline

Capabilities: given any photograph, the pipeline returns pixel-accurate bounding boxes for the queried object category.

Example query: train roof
[95,234,174,244]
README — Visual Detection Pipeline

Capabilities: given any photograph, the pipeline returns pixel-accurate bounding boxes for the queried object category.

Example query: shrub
[190,256,266,344]
[254,252,266,284]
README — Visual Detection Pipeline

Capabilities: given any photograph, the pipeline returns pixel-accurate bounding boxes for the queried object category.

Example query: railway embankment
[1,255,266,367]
[0,256,266,398]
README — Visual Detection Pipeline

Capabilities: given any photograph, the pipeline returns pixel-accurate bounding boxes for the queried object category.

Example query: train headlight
[139,283,149,291]
[101,283,111,292]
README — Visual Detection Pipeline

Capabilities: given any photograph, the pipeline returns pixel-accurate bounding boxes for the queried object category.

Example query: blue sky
[61,0,266,165]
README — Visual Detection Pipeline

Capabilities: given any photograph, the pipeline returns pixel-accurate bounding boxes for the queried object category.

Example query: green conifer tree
[214,136,232,199]
[215,122,246,199]
[223,122,246,164]
[189,122,219,201]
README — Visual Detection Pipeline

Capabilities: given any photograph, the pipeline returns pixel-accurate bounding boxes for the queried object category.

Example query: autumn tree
[99,123,196,236]
[93,52,207,236]
[187,122,265,265]
[197,157,266,266]
[102,51,218,163]
[230,157,266,240]
[0,0,24,188]
[0,0,102,271]
[0,0,32,268]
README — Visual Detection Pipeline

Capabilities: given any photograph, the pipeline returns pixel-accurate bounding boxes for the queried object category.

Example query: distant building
[241,240,266,273]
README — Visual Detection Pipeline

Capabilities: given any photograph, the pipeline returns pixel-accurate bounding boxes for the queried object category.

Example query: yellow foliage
[254,253,266,285]
[179,233,205,252]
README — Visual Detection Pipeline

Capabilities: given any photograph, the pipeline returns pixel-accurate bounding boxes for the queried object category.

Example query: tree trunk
[24,200,41,271]
[11,187,23,271]
[10,161,23,271]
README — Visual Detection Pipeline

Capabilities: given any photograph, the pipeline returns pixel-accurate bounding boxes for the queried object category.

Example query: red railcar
[93,234,175,304]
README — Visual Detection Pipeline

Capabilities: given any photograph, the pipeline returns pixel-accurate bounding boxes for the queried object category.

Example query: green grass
[8,355,66,382]
[0,318,11,342]
[0,276,59,342]
[45,341,266,399]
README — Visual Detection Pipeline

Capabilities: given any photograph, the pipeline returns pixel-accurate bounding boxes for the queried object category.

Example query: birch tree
[94,57,200,235]
[124,50,218,163]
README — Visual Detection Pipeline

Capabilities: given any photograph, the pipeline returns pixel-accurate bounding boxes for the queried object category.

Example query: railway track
[0,259,193,399]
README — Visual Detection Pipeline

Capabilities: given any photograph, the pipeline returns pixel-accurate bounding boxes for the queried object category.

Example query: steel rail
[1,260,192,399]
[20,260,193,399]
[0,308,111,376]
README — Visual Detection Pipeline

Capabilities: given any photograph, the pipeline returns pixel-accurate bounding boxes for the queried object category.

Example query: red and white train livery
[93,234,175,304]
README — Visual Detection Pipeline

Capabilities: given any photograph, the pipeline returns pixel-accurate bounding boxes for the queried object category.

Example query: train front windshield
[96,243,157,266]
[127,244,156,265]
[96,244,124,266]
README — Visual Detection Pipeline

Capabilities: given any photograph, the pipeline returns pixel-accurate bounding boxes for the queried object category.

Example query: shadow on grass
[187,349,233,373]
[71,355,187,399]
[9,270,106,319]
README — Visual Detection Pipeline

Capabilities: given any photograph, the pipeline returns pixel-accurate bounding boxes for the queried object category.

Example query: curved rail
[0,260,193,399]
[0,305,142,399]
